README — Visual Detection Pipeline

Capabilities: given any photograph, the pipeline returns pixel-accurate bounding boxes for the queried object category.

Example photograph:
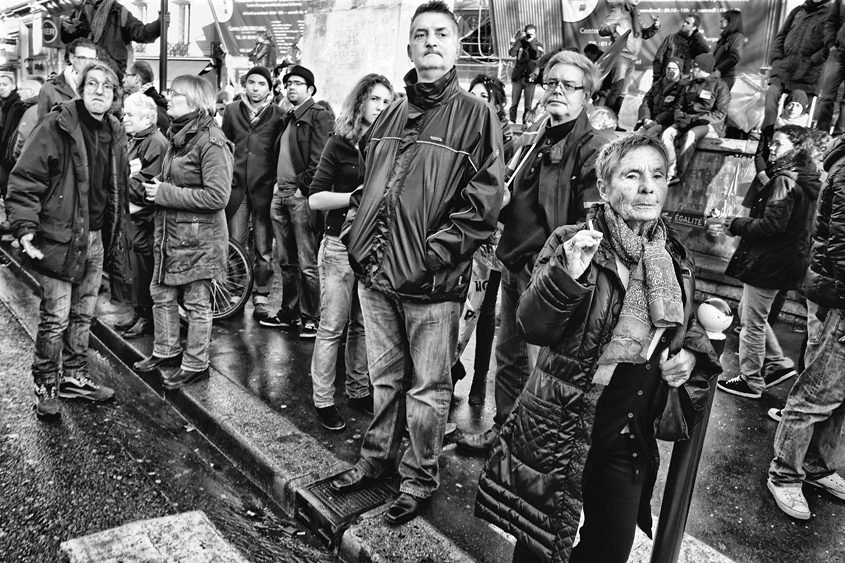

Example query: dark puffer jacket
[769,0,831,92]
[638,76,683,125]
[674,74,731,137]
[153,114,233,286]
[725,157,821,290]
[476,206,721,563]
[805,136,845,308]
[344,67,504,303]
[6,100,130,283]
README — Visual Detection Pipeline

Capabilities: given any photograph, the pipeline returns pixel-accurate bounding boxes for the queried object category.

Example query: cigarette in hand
[587,218,594,231]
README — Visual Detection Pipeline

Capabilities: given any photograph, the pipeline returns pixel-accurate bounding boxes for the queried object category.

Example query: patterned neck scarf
[593,204,684,385]
[83,0,115,44]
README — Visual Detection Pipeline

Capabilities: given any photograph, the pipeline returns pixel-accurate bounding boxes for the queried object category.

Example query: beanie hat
[785,89,809,111]
[691,53,716,74]
[244,65,273,88]
[665,57,684,72]
[285,65,316,95]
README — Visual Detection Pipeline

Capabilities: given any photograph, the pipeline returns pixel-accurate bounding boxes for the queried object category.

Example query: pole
[159,0,168,92]
[650,336,725,563]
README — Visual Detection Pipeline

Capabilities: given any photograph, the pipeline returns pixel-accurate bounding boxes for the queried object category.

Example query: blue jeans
[605,53,637,116]
[311,236,369,408]
[494,265,539,428]
[769,302,845,485]
[227,194,275,307]
[150,278,213,372]
[509,80,537,123]
[270,190,320,322]
[739,283,794,393]
[816,47,845,135]
[32,230,104,386]
[355,286,459,499]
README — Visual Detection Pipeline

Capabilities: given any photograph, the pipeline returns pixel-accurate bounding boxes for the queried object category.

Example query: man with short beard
[6,62,131,420]
[652,13,710,81]
[221,66,285,321]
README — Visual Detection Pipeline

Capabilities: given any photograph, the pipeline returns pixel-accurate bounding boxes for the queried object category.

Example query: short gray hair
[595,134,670,186]
[545,51,600,98]
[123,92,158,125]
[76,62,119,98]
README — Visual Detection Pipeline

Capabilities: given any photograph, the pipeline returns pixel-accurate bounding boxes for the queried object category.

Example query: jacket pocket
[509,387,565,474]
[174,211,214,247]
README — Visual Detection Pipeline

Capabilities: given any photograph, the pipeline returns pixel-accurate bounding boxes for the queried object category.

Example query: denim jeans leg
[816,49,845,133]
[356,286,409,479]
[270,191,300,317]
[287,193,320,323]
[345,280,370,400]
[252,201,275,298]
[399,299,459,498]
[522,82,537,116]
[763,81,785,132]
[769,306,845,485]
[33,274,73,386]
[311,236,356,408]
[494,265,539,427]
[739,284,789,392]
[227,197,250,250]
[661,126,680,169]
[181,279,213,371]
[62,230,105,379]
[676,125,715,177]
[150,282,183,359]
[510,81,524,122]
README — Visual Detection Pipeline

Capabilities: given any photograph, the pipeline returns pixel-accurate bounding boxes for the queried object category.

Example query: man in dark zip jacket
[6,62,130,420]
[331,0,504,526]
[767,130,845,520]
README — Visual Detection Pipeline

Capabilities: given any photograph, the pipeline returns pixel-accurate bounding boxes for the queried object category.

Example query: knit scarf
[243,94,273,124]
[83,0,115,44]
[593,205,684,385]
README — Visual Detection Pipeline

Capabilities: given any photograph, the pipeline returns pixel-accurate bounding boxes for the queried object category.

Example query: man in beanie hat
[661,52,731,183]
[637,56,685,136]
[222,65,286,322]
[261,64,332,336]
[652,12,710,82]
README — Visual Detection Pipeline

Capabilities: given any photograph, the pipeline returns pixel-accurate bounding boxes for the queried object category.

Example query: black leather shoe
[163,367,209,389]
[329,468,373,493]
[115,313,139,332]
[122,317,154,339]
[134,354,182,373]
[384,493,427,526]
[455,426,499,454]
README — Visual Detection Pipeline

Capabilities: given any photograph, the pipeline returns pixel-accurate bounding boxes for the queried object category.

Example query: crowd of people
[0,1,844,562]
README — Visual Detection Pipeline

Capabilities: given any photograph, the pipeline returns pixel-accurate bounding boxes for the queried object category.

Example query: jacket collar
[403,67,461,112]
[291,96,315,120]
[53,99,122,141]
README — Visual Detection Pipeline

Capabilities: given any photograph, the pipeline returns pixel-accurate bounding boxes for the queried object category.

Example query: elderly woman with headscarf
[476,134,721,563]
[133,75,233,389]
[114,92,167,339]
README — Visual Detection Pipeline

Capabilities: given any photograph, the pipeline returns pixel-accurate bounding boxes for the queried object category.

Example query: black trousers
[512,433,647,563]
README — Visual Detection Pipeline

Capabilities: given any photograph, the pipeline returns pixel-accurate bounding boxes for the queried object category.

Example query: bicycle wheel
[211,238,254,320]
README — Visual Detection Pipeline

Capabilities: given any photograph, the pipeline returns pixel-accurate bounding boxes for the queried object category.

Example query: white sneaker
[805,473,845,501]
[767,479,810,520]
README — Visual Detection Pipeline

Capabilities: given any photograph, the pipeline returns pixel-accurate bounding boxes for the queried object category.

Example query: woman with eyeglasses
[133,75,233,389]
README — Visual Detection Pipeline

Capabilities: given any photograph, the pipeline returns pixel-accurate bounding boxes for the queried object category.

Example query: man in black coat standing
[221,65,285,321]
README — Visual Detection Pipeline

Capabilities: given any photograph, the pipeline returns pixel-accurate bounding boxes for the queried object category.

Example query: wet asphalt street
[0,290,335,562]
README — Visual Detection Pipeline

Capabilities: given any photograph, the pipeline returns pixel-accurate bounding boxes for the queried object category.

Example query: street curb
[0,239,494,563]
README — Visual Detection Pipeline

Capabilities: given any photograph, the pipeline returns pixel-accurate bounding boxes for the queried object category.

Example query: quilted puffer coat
[476,205,721,563]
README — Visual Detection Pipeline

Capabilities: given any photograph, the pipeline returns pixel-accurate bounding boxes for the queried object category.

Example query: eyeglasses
[166,91,187,101]
[285,80,307,88]
[72,54,97,62]
[543,80,584,94]
[84,79,115,92]
[125,73,137,78]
